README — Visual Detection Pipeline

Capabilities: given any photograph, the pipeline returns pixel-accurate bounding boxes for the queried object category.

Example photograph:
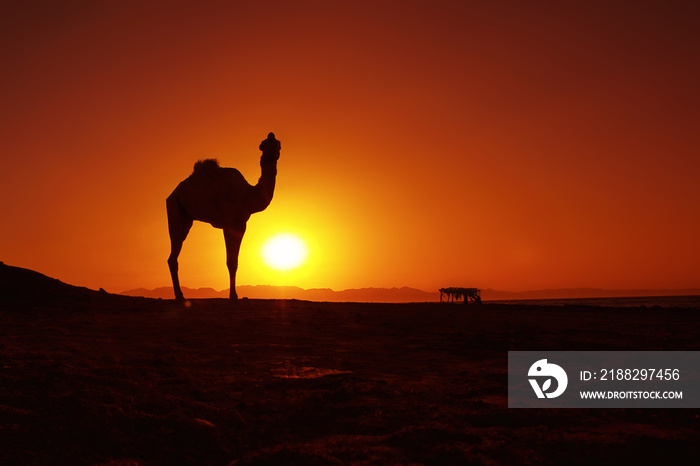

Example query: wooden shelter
[439,287,482,304]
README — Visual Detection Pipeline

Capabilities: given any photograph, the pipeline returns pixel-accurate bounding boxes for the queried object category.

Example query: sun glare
[261,233,308,271]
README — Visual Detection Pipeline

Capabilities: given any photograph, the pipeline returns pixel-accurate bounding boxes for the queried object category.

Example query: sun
[261,233,308,271]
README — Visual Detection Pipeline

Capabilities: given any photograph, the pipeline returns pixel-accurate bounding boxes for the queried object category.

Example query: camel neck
[249,157,277,214]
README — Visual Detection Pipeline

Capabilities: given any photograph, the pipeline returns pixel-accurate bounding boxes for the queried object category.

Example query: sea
[486,295,700,309]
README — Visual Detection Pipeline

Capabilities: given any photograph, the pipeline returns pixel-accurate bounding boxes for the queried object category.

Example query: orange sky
[2,1,699,294]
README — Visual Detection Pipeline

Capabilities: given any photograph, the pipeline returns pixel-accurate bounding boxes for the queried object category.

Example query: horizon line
[121,284,700,293]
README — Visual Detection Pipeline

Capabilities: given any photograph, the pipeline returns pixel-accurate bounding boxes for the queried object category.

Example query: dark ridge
[0,262,152,312]
[0,262,100,308]
[192,158,220,173]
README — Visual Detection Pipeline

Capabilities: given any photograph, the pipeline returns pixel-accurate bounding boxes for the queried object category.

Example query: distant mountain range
[119,285,441,302]
[120,285,700,303]
[3,261,697,305]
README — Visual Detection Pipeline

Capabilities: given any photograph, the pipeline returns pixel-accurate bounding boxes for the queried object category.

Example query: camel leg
[224,227,245,301]
[167,196,193,301]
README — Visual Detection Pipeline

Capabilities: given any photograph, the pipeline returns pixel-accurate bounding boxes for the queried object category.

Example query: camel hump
[193,158,220,173]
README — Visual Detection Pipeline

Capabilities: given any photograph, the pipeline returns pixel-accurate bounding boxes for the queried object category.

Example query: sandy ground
[1,264,699,464]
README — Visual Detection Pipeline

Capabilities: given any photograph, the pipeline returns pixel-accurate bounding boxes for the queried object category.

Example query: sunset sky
[2,1,699,294]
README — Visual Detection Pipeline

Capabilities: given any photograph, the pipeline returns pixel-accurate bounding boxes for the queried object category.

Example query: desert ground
[1,263,699,465]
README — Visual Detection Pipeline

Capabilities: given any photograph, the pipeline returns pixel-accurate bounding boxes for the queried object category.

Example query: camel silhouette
[166,133,281,301]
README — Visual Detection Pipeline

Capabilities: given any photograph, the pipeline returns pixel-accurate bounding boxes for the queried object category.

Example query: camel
[166,132,281,301]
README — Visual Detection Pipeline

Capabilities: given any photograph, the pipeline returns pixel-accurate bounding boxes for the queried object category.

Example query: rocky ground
[1,263,699,464]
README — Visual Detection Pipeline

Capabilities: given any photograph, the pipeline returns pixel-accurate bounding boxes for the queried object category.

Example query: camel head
[259,132,281,165]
